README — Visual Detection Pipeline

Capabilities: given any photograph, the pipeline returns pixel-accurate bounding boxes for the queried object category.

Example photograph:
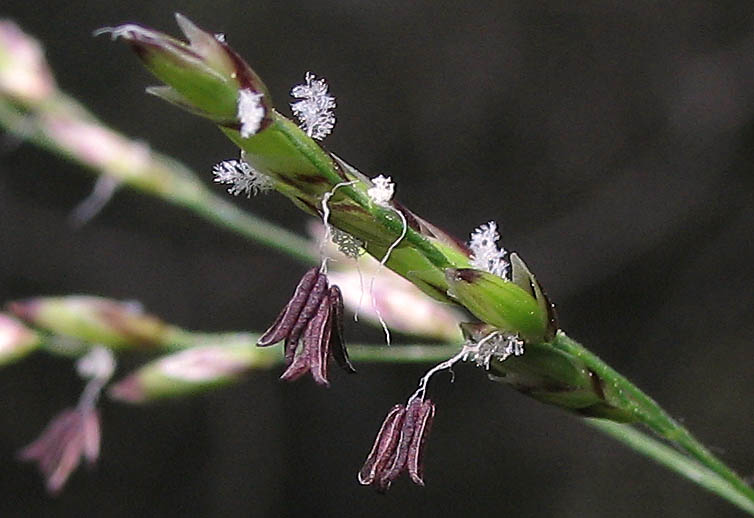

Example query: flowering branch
[1,17,752,513]
[5,301,753,513]
[1,295,463,402]
[18,346,114,493]
[0,20,314,265]
[97,14,754,510]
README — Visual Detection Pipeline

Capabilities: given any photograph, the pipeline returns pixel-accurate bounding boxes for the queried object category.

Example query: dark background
[1,1,753,517]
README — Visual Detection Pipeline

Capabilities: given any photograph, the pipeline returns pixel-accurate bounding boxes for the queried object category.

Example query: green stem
[238,115,458,271]
[39,326,461,364]
[178,190,316,264]
[556,332,754,507]
[347,343,461,363]
[0,97,316,265]
[587,419,754,516]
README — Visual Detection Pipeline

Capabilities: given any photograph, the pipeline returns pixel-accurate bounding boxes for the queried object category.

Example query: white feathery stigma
[367,175,395,206]
[237,88,265,138]
[212,158,272,197]
[466,332,524,369]
[469,221,509,279]
[290,72,336,140]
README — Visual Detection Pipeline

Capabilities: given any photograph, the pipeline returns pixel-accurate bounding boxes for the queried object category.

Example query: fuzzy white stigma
[410,331,524,402]
[367,175,395,206]
[237,89,265,138]
[212,158,272,197]
[469,221,509,279]
[290,72,336,140]
[466,332,524,369]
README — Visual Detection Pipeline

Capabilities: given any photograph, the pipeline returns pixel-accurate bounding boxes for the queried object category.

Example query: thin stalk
[0,97,316,264]
[556,332,754,507]
[38,326,461,364]
[347,343,461,364]
[177,190,316,264]
[587,419,754,516]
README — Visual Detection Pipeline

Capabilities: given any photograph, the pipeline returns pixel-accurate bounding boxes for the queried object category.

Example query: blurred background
[1,1,753,517]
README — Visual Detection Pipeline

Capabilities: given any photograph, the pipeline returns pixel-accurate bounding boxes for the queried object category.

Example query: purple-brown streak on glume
[336,204,370,216]
[257,267,318,347]
[96,303,164,348]
[456,268,482,283]
[218,43,257,90]
[588,369,605,400]
[390,201,422,232]
[407,399,435,486]
[293,173,331,185]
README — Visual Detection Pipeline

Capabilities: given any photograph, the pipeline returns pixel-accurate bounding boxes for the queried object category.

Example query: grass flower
[19,347,114,494]
[0,313,40,365]
[0,20,55,105]
[109,344,275,403]
[96,14,271,129]
[78,14,754,513]
[7,296,175,350]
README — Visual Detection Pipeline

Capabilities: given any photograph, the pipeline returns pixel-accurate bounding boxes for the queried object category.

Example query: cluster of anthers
[358,397,435,492]
[257,267,355,386]
[356,330,522,493]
